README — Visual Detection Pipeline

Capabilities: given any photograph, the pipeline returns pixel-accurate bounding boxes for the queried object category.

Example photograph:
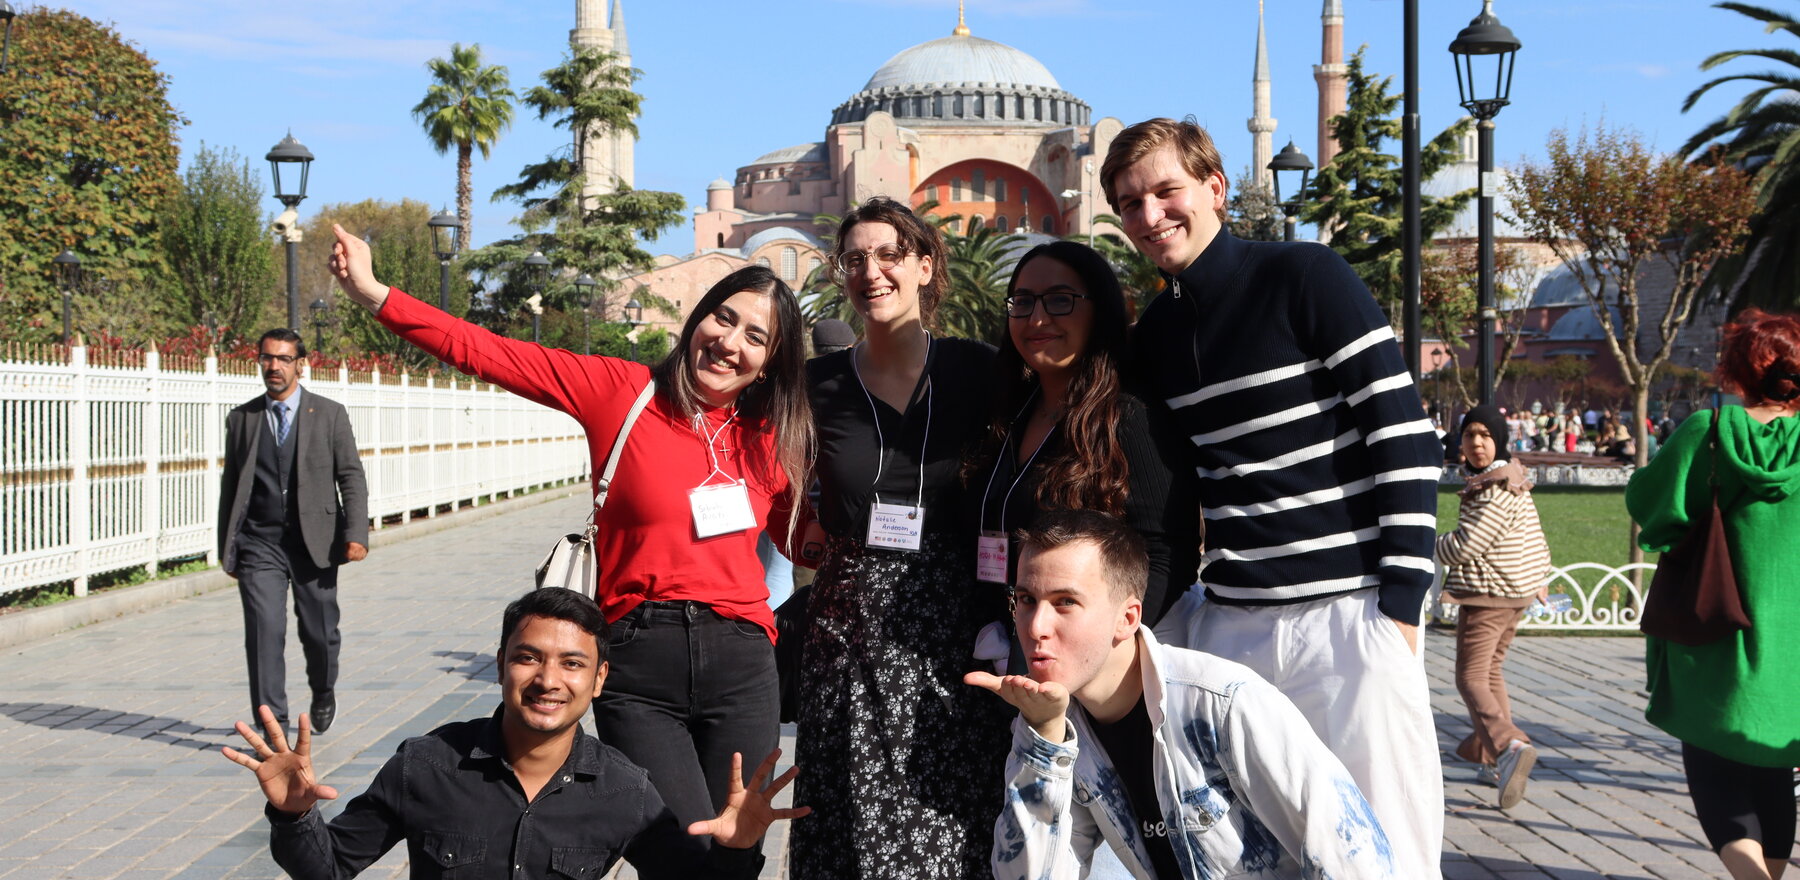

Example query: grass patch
[1437,484,1634,569]
[0,557,212,613]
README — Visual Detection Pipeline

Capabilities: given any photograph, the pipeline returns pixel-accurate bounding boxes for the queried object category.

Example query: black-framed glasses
[1004,292,1088,318]
[256,353,298,365]
[834,245,910,275]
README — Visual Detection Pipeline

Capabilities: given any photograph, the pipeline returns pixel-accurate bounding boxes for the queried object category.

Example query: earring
[756,373,767,383]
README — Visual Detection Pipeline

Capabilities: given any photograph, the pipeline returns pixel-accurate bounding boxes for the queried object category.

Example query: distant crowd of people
[211,115,1797,880]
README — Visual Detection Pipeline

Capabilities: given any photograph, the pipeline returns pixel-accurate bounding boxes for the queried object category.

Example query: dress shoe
[308,692,337,734]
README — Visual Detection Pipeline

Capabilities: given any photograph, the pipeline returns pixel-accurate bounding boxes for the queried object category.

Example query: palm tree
[1682,2,1800,311]
[1085,213,1164,320]
[938,218,1024,343]
[412,43,515,252]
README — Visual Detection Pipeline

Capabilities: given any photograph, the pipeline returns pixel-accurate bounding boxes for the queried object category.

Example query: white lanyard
[851,334,932,515]
[979,389,1058,533]
[686,404,757,539]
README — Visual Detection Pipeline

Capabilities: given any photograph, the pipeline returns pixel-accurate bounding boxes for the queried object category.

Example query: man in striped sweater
[1102,118,1445,878]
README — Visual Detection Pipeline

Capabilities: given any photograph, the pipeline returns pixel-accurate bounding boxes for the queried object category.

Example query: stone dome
[832,32,1089,128]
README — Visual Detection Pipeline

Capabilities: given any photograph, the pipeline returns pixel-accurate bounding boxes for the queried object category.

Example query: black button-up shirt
[266,710,762,879]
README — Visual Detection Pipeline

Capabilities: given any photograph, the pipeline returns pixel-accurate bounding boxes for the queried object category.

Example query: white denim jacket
[992,628,1397,879]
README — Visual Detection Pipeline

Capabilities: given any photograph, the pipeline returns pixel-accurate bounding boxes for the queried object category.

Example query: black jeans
[594,600,778,876]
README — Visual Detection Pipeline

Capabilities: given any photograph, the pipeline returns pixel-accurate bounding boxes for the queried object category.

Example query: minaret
[572,0,635,207]
[1247,0,1277,191]
[1313,0,1347,167]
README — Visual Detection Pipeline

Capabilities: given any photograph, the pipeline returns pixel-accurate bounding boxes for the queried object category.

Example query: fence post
[203,350,220,567]
[367,365,382,530]
[398,371,411,524]
[143,349,162,576]
[69,345,91,596]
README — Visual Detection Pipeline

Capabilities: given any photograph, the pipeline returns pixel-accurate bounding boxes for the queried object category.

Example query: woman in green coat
[1625,308,1800,880]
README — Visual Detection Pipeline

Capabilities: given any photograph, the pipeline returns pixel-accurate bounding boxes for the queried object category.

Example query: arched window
[994,178,1007,202]
[716,233,725,248]
[996,215,1010,233]
[1041,215,1056,235]
[954,93,964,117]
[806,257,822,278]
[934,92,944,117]
[1021,186,1030,206]
[952,178,964,201]
[972,170,986,200]
[970,216,985,232]
[780,247,798,280]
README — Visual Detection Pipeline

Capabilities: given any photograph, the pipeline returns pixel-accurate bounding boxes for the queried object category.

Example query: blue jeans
[592,600,779,878]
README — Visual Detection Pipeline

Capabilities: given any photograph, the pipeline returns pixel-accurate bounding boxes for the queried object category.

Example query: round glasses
[834,245,910,275]
[1004,292,1088,318]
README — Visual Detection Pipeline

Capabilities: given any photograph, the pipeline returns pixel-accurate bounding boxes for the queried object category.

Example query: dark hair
[258,327,307,358]
[1716,308,1800,405]
[1099,117,1229,222]
[1015,510,1149,601]
[968,241,1132,515]
[830,197,949,327]
[499,588,609,662]
[652,265,815,544]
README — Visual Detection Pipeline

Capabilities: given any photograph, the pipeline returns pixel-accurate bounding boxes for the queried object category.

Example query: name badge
[867,502,926,551]
[690,480,757,538]
[976,531,1008,583]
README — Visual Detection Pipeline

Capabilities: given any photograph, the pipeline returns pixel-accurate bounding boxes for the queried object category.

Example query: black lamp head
[1449,0,1522,120]
[427,208,461,259]
[522,251,551,289]
[266,132,315,206]
[52,249,82,288]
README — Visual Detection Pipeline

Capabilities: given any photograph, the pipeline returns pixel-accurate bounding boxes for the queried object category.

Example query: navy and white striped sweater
[1129,229,1441,624]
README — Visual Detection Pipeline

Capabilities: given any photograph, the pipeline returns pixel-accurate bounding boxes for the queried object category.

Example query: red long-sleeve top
[377,288,790,640]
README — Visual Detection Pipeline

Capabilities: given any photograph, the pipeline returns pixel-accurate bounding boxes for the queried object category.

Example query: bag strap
[594,381,657,513]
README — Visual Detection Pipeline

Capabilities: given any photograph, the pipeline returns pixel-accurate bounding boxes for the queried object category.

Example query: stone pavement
[0,491,1789,879]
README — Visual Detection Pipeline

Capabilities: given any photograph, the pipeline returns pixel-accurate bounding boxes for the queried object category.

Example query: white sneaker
[1476,764,1498,786]
[1496,740,1536,809]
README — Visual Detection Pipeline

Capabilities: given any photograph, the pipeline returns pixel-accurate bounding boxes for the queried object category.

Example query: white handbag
[535,381,657,596]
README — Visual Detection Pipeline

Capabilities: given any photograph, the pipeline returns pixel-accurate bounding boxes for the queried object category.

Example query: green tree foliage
[475,48,683,339]
[303,199,450,369]
[413,43,514,252]
[1301,48,1473,315]
[160,144,278,344]
[1681,1,1800,311]
[0,9,186,342]
[938,218,1024,343]
[1085,213,1163,320]
[1227,169,1284,242]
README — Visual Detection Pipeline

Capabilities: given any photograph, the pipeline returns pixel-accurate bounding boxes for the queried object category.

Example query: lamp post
[574,274,598,356]
[1402,0,1422,383]
[1450,0,1522,408]
[53,249,81,344]
[427,208,461,313]
[523,251,550,344]
[1267,141,1314,243]
[623,297,644,363]
[0,0,18,75]
[266,132,315,332]
[308,297,334,356]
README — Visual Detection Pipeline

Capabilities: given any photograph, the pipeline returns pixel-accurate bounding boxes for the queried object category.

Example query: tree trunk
[1629,383,1650,577]
[457,142,473,254]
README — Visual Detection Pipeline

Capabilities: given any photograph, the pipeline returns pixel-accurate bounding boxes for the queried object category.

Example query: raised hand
[964,671,1070,743]
[221,705,340,817]
[686,750,810,849]
[325,224,390,310]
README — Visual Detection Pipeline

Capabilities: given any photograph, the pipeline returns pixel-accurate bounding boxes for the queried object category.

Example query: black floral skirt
[789,532,1013,880]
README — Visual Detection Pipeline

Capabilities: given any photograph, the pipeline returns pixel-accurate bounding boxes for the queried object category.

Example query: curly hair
[1717,307,1800,405]
[830,197,949,328]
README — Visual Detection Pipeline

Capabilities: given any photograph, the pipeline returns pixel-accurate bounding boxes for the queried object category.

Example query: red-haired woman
[1626,308,1800,880]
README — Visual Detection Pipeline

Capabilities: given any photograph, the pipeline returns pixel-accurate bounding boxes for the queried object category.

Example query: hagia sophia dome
[831,33,1092,127]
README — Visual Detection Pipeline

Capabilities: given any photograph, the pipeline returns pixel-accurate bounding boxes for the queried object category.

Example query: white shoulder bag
[535,380,657,596]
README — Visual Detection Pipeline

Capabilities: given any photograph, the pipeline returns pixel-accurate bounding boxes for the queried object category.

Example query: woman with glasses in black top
[966,241,1200,636]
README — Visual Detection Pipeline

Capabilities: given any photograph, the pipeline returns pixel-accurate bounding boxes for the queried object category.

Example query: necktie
[274,401,290,445]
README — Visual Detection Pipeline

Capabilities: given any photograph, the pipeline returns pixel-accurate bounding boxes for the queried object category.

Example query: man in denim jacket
[221,588,808,879]
[967,512,1396,879]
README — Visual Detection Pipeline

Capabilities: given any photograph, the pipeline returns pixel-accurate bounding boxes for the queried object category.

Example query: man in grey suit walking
[219,328,368,734]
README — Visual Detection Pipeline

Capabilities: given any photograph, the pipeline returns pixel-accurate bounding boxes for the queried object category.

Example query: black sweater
[1127,229,1441,624]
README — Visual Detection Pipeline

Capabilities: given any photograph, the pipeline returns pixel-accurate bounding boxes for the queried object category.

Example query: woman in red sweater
[326,226,812,873]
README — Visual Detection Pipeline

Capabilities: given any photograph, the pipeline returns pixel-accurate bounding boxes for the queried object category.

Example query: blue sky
[74,0,1732,257]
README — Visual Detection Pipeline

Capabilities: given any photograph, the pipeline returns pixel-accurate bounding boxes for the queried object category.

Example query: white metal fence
[1,346,589,598]
[1431,562,1658,632]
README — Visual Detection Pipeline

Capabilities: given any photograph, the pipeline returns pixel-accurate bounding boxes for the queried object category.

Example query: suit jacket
[218,388,370,573]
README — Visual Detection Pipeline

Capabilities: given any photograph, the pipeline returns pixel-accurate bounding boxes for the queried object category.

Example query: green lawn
[1436,485,1634,570]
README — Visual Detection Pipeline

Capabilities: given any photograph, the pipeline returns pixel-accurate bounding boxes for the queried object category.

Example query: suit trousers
[237,551,340,722]
[1452,603,1531,765]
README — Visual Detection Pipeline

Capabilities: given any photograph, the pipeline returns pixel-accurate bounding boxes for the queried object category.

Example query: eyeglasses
[256,353,298,365]
[834,245,910,275]
[1004,292,1088,318]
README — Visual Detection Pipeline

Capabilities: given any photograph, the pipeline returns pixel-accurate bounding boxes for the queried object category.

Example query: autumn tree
[1419,241,1537,407]
[160,144,278,343]
[0,9,186,342]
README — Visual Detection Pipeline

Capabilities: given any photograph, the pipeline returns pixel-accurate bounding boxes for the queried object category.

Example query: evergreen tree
[1301,48,1473,315]
[0,9,186,342]
[413,43,515,253]
[1227,169,1284,242]
[159,144,278,344]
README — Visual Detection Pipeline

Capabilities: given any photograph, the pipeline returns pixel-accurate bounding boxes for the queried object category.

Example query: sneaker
[1476,764,1498,786]
[1496,740,1536,810]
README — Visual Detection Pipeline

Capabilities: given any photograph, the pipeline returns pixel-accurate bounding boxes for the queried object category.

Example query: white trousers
[1178,590,1445,880]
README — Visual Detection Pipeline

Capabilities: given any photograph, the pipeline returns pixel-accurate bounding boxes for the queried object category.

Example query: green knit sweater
[1625,406,1800,766]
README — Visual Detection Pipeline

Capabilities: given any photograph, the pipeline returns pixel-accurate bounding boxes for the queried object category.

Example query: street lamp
[523,251,550,344]
[1,0,18,75]
[428,208,461,314]
[53,249,81,344]
[1058,161,1096,245]
[623,297,644,362]
[573,273,598,356]
[308,297,333,356]
[266,132,315,332]
[1450,0,1522,408]
[1266,141,1314,243]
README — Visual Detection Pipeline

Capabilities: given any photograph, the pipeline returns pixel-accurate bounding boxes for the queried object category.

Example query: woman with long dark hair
[792,198,1012,879]
[326,226,811,876]
[1626,308,1800,880]
[966,240,1199,630]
